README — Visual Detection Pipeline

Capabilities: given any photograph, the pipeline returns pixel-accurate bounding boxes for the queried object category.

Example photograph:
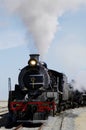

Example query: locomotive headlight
[29,59,37,66]
[30,60,36,65]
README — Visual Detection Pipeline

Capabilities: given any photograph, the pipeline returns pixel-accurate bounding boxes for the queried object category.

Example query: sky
[0,0,86,100]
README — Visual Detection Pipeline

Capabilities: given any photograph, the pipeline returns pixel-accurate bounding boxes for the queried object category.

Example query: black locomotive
[7,54,73,124]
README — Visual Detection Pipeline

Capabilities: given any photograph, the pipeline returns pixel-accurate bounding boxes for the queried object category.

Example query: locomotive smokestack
[29,54,40,62]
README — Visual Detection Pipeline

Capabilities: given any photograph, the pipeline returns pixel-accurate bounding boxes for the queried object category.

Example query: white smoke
[74,71,86,91]
[1,0,86,57]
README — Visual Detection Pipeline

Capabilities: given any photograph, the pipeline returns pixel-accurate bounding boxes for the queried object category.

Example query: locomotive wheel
[56,107,61,113]
[53,109,56,116]
[62,106,65,111]
[5,112,16,128]
[50,109,56,116]
[33,112,47,120]
[56,104,61,113]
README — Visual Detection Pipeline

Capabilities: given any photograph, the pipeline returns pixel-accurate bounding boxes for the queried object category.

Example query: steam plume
[1,0,86,57]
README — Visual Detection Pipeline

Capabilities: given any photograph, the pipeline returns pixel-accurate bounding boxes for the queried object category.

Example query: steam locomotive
[7,54,73,124]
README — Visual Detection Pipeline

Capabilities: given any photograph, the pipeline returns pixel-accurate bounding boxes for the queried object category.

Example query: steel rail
[59,112,65,130]
[0,110,8,113]
[0,106,7,109]
[13,124,23,130]
[38,124,44,130]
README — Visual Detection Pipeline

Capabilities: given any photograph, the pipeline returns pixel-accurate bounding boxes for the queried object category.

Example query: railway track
[13,123,44,130]
[13,124,23,130]
[6,112,65,130]
[0,109,72,130]
[59,112,65,130]
[1,107,86,130]
[0,106,8,114]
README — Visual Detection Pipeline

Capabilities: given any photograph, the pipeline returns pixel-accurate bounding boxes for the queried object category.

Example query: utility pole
[8,77,11,92]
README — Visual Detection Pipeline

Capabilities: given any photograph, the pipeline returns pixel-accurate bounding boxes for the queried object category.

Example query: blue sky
[0,1,86,100]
